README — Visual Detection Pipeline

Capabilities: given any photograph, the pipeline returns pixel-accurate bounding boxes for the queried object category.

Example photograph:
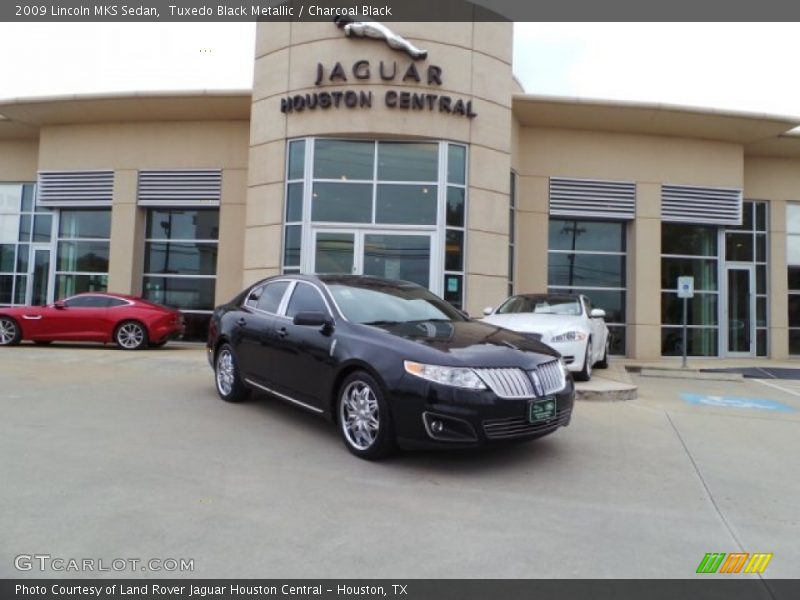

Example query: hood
[363,319,560,368]
[482,313,588,338]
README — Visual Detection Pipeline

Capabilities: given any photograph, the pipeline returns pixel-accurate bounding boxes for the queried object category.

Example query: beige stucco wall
[37,121,250,302]
[0,140,38,181]
[249,21,513,315]
[744,156,800,359]
[514,126,745,359]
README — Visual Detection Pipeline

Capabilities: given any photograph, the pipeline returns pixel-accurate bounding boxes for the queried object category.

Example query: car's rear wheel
[0,317,21,346]
[337,371,394,460]
[115,321,148,350]
[214,344,250,403]
[575,340,593,381]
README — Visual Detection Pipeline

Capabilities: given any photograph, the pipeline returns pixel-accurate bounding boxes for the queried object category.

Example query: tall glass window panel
[446,187,465,228]
[59,209,111,239]
[548,253,625,288]
[363,234,431,288]
[57,241,110,273]
[315,232,355,274]
[311,183,372,223]
[144,243,218,276]
[146,209,218,241]
[662,224,717,256]
[549,220,625,253]
[375,185,437,225]
[56,209,111,301]
[377,142,438,182]
[288,140,305,181]
[313,140,374,180]
[447,145,466,185]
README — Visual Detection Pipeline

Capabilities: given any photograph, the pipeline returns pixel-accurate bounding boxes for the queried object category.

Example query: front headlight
[404,361,487,390]
[550,331,588,343]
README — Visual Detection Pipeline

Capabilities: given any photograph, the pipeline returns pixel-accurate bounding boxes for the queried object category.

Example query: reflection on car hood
[481,313,588,336]
[366,319,559,367]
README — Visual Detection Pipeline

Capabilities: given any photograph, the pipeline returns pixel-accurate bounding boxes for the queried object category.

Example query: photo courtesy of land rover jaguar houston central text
[207,275,575,460]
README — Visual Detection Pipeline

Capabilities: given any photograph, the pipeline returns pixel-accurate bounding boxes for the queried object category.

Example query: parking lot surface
[1,344,798,579]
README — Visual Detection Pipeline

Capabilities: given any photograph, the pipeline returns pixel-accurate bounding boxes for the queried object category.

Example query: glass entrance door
[311,229,434,290]
[28,246,53,306]
[726,265,755,355]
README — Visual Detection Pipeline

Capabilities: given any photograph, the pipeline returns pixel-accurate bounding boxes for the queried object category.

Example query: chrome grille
[531,360,566,396]
[474,368,535,399]
[483,407,572,440]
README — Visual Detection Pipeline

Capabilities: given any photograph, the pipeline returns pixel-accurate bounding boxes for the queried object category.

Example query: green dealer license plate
[529,397,557,423]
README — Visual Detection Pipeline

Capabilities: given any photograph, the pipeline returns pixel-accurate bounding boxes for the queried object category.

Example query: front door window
[726,266,755,355]
[30,247,52,306]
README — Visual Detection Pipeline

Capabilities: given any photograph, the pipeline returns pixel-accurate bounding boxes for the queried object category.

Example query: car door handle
[237,317,247,327]
[277,327,289,338]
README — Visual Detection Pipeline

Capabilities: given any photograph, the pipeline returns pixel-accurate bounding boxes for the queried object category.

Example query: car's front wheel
[0,317,21,346]
[115,321,148,350]
[575,339,593,381]
[337,371,394,460]
[596,338,610,369]
[214,343,250,403]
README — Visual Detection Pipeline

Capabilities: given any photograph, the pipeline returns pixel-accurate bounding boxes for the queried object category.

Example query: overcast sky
[0,22,798,119]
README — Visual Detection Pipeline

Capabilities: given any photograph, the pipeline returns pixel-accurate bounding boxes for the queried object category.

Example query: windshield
[328,283,466,324]
[497,295,582,316]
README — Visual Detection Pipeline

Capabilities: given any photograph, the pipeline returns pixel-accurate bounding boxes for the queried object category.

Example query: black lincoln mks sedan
[207,275,575,460]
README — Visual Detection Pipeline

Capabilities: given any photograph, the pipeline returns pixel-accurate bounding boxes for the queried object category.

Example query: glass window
[311,183,372,223]
[549,220,625,253]
[57,241,110,273]
[65,295,109,308]
[33,215,52,242]
[245,285,263,308]
[286,183,303,222]
[725,233,753,261]
[548,288,626,324]
[375,185,437,225]
[315,232,354,274]
[142,276,215,311]
[446,187,465,227]
[787,204,800,234]
[284,225,302,267]
[661,258,717,291]
[445,230,464,272]
[313,140,374,180]
[107,298,128,307]
[662,224,717,256]
[285,283,328,318]
[59,210,111,239]
[363,234,431,288]
[448,145,466,185]
[377,142,438,182]
[661,292,719,326]
[288,140,305,180]
[548,253,625,288]
[144,242,218,276]
[56,274,108,298]
[0,244,14,272]
[0,275,11,304]
[257,281,290,314]
[146,209,219,241]
[661,327,718,357]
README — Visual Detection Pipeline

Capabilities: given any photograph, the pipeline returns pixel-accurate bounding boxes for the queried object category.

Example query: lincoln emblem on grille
[334,16,428,60]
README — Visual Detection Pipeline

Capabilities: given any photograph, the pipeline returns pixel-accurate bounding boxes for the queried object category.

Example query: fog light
[431,420,444,434]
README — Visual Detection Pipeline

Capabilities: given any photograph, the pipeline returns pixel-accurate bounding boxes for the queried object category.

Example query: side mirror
[53,301,66,310]
[293,311,334,333]
[590,308,606,319]
[482,306,494,316]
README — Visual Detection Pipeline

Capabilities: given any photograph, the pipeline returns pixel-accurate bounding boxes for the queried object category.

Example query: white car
[482,293,610,381]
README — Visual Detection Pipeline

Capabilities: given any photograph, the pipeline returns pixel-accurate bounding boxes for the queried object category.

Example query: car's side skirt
[244,378,324,414]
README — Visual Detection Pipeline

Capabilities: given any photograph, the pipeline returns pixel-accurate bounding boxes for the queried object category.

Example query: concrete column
[107,169,144,294]
[514,175,549,295]
[769,199,789,359]
[629,183,662,360]
[216,168,247,303]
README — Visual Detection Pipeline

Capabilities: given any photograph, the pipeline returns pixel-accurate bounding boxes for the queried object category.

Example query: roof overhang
[0,90,252,129]
[512,94,800,145]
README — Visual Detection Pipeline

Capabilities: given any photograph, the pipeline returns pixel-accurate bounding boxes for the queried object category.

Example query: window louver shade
[138,170,222,207]
[37,171,114,206]
[549,177,636,220]
[661,184,742,225]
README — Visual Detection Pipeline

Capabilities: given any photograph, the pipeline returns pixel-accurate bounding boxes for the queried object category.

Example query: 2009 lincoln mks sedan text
[207,275,575,460]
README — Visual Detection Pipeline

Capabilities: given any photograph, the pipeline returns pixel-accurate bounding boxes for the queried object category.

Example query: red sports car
[0,293,185,350]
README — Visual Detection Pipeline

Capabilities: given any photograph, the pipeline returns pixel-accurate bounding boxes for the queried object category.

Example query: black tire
[596,338,609,369]
[336,371,395,460]
[150,340,168,349]
[114,320,148,350]
[34,340,53,346]
[0,316,22,346]
[574,340,593,382]
[214,343,251,403]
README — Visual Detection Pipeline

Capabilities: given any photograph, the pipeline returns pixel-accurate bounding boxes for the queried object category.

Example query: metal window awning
[37,170,114,207]
[661,184,742,226]
[137,169,222,207]
[549,177,636,220]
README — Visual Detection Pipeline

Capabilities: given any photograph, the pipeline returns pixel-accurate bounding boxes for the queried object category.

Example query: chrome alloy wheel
[340,380,380,451]
[117,322,144,349]
[0,318,17,345]
[216,348,235,396]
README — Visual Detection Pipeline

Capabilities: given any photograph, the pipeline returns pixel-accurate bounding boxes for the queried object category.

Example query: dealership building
[3,20,800,358]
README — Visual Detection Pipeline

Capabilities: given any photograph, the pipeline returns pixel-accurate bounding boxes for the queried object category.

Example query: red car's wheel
[0,316,21,346]
[114,320,148,350]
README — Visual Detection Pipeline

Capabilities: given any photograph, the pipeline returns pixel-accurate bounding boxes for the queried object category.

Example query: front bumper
[544,339,587,372]
[391,375,575,450]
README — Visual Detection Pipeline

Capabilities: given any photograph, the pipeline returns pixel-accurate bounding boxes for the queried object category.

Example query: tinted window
[497,295,582,316]
[286,283,328,318]
[257,281,290,314]
[65,295,108,308]
[328,282,464,324]
[107,298,128,307]
[245,286,263,308]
